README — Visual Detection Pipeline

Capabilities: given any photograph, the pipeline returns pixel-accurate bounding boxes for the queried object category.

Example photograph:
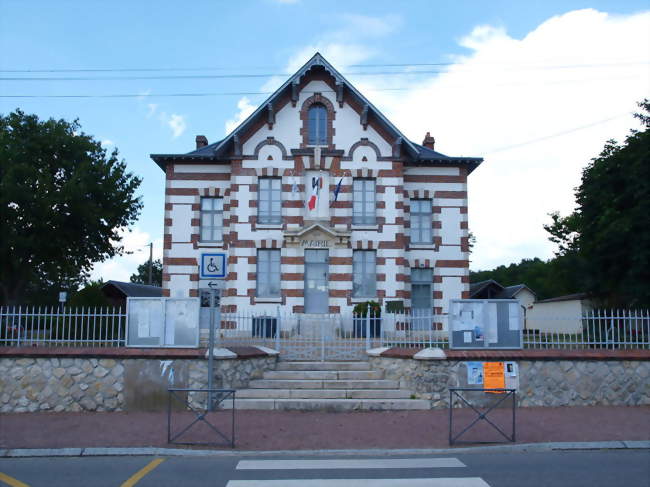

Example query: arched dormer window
[307,103,327,145]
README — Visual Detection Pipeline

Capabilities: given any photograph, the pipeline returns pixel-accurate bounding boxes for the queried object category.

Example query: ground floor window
[353,250,376,298]
[257,249,281,297]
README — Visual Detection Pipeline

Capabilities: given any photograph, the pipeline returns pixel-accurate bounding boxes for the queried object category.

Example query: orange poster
[483,362,505,392]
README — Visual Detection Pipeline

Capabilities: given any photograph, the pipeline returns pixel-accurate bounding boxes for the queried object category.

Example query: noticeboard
[449,299,523,349]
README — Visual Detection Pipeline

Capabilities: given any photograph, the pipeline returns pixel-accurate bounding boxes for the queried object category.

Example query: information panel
[449,299,523,349]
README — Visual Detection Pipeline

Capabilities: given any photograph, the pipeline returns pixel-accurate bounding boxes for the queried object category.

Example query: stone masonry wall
[369,357,650,409]
[0,355,276,413]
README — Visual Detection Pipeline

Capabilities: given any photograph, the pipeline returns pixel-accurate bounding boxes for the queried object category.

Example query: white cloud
[167,113,187,138]
[146,103,158,118]
[346,8,650,270]
[100,139,114,147]
[224,96,257,135]
[89,227,163,283]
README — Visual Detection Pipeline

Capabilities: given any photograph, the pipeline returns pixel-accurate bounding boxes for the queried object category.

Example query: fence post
[16,305,22,347]
[275,306,281,352]
[365,303,371,351]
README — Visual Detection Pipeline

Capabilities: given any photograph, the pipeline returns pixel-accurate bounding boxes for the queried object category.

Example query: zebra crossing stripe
[226,479,491,487]
[236,458,465,470]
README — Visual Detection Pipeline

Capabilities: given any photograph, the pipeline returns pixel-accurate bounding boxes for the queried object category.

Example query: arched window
[307,103,327,145]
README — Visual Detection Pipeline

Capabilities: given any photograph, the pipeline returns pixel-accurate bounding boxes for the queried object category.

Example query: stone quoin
[150,53,483,320]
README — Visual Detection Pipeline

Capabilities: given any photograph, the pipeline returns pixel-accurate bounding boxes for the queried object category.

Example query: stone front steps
[228,361,429,411]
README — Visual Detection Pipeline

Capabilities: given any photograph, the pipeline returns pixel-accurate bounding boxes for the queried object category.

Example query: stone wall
[369,356,650,409]
[0,354,276,413]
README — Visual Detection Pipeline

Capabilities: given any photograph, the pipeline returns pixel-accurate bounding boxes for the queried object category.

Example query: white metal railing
[2,305,648,351]
[0,306,126,347]
[523,308,650,350]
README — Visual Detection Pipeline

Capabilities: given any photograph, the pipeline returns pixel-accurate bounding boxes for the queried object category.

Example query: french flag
[308,176,322,211]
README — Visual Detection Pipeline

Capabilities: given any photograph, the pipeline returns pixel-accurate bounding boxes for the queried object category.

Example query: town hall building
[151,53,482,327]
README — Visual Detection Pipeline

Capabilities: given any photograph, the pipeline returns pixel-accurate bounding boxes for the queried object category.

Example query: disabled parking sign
[200,253,226,279]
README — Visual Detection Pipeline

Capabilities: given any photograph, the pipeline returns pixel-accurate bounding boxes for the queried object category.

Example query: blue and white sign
[200,253,227,279]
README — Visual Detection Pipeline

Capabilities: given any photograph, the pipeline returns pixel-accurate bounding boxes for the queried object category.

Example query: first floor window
[353,250,376,297]
[200,197,223,242]
[257,249,281,297]
[410,199,433,244]
[258,177,282,224]
[353,178,376,225]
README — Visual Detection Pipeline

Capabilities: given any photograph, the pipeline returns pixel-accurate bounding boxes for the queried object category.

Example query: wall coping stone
[366,347,390,357]
[205,347,237,360]
[413,348,447,360]
[0,346,275,360]
[379,347,650,361]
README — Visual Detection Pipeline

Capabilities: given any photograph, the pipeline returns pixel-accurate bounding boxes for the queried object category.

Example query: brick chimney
[422,132,435,150]
[195,135,208,149]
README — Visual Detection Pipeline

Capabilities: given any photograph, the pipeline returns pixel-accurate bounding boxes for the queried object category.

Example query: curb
[1,441,648,458]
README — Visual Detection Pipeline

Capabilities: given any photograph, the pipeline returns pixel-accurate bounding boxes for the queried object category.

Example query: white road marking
[226,479,491,487]
[236,458,465,470]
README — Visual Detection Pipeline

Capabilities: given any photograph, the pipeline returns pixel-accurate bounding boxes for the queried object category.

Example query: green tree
[544,100,650,307]
[130,259,163,287]
[0,110,142,305]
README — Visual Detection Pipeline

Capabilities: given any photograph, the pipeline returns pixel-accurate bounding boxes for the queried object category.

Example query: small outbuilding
[101,280,163,309]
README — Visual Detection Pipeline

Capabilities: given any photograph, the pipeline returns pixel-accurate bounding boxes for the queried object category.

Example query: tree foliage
[130,259,163,287]
[68,280,111,307]
[543,100,650,307]
[0,110,142,305]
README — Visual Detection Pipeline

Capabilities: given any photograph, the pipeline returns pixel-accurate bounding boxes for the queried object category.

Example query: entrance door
[304,249,329,313]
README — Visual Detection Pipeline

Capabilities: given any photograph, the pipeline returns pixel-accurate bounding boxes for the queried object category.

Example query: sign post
[200,252,226,412]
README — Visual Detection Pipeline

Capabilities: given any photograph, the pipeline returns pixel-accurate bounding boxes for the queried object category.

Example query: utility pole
[148,242,153,285]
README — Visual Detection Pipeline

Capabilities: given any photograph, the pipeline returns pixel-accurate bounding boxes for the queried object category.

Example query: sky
[1,0,649,283]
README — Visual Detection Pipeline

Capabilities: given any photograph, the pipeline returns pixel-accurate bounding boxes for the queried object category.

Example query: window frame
[410,199,433,244]
[411,268,433,310]
[256,249,281,298]
[257,177,282,225]
[352,250,377,298]
[199,197,223,243]
[352,178,376,225]
[307,103,328,145]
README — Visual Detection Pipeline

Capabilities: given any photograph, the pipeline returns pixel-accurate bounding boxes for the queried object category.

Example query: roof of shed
[101,280,163,298]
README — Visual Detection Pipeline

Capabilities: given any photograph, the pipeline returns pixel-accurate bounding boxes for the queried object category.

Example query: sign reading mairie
[285,223,349,248]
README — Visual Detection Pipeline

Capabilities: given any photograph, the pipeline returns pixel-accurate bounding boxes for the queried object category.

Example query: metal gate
[219,311,380,361]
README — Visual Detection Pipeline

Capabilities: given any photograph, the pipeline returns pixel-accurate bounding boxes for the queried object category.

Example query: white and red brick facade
[152,54,482,328]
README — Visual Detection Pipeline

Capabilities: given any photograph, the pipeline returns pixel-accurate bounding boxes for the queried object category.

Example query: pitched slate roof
[470,280,536,299]
[151,53,483,172]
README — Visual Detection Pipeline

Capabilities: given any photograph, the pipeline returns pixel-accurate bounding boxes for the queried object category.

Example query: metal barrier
[0,305,126,347]
[448,388,516,445]
[167,388,236,448]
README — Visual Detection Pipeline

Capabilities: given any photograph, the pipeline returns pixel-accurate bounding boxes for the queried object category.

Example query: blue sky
[1,0,649,281]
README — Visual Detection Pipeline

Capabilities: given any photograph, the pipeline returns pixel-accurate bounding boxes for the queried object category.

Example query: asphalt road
[1,450,649,487]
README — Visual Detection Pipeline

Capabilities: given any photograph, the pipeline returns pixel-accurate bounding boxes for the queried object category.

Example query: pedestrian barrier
[167,387,236,448]
[448,388,516,445]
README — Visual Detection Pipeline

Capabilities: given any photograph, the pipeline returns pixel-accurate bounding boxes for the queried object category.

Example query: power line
[483,114,629,154]
[0,75,643,99]
[0,60,646,73]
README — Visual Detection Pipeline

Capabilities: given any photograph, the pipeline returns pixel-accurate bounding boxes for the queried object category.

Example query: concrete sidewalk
[1,406,648,452]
